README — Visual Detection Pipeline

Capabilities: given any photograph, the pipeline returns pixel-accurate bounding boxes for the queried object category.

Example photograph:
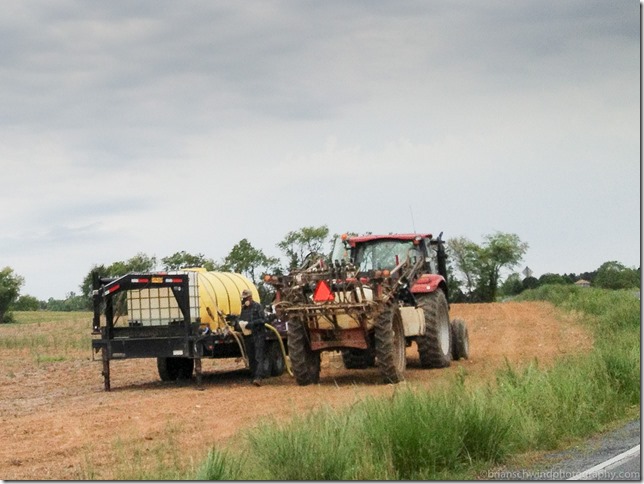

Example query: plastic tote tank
[126,268,259,327]
[187,268,259,329]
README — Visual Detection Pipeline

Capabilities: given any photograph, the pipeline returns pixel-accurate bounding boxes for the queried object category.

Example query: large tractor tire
[341,348,376,369]
[450,318,470,361]
[157,357,194,381]
[374,303,406,383]
[287,317,320,385]
[417,290,452,368]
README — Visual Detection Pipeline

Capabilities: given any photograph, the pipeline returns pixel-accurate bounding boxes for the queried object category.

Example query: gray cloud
[0,0,638,299]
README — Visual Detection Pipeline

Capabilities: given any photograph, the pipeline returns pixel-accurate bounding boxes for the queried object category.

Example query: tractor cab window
[330,236,350,265]
[354,240,420,272]
[426,243,438,273]
[427,253,437,273]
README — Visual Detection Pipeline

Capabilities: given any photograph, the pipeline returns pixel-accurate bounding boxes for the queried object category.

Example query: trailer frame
[91,271,285,391]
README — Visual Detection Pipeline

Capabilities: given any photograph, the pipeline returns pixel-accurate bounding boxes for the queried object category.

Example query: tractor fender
[410,274,446,294]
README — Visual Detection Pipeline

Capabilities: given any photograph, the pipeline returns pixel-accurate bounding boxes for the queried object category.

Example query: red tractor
[265,232,469,385]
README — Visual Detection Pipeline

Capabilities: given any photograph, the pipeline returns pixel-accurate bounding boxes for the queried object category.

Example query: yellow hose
[208,308,291,376]
[212,308,250,367]
[265,323,293,377]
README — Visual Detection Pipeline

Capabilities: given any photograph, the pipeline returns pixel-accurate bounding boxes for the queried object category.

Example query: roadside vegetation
[187,285,639,480]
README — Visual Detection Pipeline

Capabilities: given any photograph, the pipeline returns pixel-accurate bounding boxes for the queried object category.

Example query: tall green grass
[11,311,92,325]
[517,286,640,409]
[194,448,245,480]
[361,386,516,479]
[0,311,92,364]
[244,407,384,480]
[181,287,642,479]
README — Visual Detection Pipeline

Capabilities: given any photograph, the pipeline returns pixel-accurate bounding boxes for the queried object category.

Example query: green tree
[593,261,640,290]
[479,232,529,301]
[568,271,596,284]
[81,253,157,299]
[277,225,330,270]
[107,252,157,276]
[446,237,480,297]
[43,292,88,312]
[45,297,65,311]
[538,273,572,286]
[500,273,524,297]
[220,239,280,305]
[63,292,90,311]
[13,294,40,311]
[0,267,24,323]
[80,264,107,299]
[220,239,279,283]
[445,259,466,303]
[448,232,528,302]
[522,276,539,291]
[161,251,216,271]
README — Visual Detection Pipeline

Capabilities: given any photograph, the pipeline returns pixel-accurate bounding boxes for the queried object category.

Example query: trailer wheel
[374,303,405,383]
[287,317,320,385]
[157,357,194,381]
[263,340,286,377]
[417,291,452,368]
[341,348,375,369]
[271,343,286,376]
[451,319,470,360]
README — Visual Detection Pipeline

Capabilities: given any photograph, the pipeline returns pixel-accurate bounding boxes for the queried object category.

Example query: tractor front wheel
[287,318,320,385]
[374,303,405,383]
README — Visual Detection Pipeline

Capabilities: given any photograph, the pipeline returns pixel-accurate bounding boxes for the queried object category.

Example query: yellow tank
[183,268,260,329]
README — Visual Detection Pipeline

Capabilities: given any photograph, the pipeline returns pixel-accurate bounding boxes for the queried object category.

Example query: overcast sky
[1,1,640,300]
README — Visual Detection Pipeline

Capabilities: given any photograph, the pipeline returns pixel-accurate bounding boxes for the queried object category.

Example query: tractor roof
[348,233,433,247]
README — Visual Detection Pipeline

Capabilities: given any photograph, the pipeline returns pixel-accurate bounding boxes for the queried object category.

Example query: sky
[1,1,640,301]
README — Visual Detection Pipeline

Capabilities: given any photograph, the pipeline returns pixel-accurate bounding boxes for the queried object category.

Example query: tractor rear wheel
[374,303,405,383]
[157,357,194,381]
[451,318,470,360]
[341,348,375,369]
[287,317,320,385]
[417,291,452,368]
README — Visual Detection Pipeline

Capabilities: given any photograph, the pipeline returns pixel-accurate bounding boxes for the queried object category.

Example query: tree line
[498,260,641,299]
[1,227,640,321]
[446,234,640,302]
[4,226,332,319]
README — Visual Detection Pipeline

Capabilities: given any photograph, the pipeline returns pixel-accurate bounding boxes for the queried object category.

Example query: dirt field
[0,301,593,480]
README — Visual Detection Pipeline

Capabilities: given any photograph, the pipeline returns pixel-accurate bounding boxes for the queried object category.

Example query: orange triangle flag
[313,280,335,302]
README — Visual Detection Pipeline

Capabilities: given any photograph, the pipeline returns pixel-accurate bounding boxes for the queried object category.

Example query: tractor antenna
[409,205,417,233]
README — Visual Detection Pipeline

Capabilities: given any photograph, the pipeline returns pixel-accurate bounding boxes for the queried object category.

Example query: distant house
[575,279,590,287]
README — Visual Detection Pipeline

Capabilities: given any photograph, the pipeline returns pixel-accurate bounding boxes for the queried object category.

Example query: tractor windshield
[353,240,420,272]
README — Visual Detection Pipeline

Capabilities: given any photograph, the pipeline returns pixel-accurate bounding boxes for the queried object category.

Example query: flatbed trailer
[91,271,287,390]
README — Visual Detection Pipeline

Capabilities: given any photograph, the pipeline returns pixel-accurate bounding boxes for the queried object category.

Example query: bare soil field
[0,302,593,480]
